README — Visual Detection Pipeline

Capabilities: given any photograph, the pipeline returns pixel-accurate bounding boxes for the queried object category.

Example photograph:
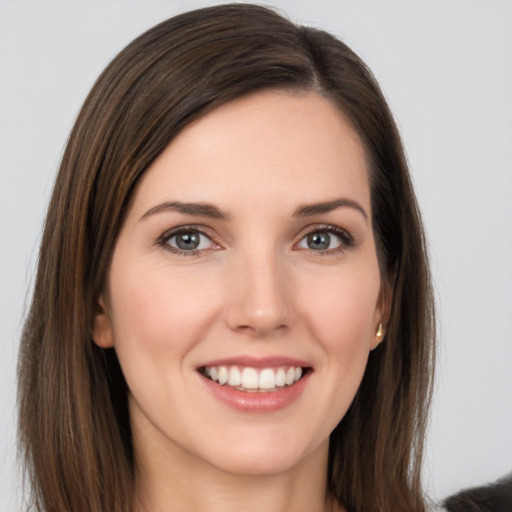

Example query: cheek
[106,257,226,422]
[294,262,380,391]
[107,255,223,357]
[288,264,381,442]
[298,269,380,346]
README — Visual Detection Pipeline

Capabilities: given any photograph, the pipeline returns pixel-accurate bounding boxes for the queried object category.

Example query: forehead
[131,90,370,216]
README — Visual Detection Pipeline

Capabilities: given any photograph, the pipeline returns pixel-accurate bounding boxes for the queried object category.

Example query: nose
[224,251,292,338]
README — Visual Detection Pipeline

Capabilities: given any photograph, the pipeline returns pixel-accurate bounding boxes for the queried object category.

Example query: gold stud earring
[376,322,383,341]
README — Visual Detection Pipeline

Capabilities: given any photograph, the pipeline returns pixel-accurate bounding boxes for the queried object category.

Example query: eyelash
[297,225,355,255]
[157,224,355,257]
[157,225,218,256]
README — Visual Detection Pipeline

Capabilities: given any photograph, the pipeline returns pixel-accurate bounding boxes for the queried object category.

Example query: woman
[18,4,435,512]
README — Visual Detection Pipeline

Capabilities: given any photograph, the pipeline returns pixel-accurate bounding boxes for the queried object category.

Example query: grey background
[1,0,511,509]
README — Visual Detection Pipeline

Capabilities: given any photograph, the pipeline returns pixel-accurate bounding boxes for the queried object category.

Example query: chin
[199,431,327,477]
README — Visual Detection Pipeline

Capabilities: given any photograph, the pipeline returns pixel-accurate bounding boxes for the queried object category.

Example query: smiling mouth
[199,365,310,392]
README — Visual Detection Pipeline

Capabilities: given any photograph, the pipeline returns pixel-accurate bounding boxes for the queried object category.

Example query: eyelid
[157,225,222,255]
[294,224,355,253]
[156,223,355,256]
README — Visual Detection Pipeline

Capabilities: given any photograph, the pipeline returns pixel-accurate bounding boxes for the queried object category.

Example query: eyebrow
[293,198,368,222]
[140,197,368,223]
[140,201,229,221]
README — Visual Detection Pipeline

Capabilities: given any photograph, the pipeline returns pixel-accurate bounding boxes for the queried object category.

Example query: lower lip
[200,372,311,413]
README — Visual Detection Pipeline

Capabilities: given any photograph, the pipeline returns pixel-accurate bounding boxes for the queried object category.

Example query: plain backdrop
[1,1,511,510]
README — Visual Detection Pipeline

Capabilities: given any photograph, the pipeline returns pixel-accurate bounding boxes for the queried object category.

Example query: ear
[370,277,394,351]
[91,295,114,348]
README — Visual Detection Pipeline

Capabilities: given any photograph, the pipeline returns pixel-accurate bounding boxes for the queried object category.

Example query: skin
[93,90,387,512]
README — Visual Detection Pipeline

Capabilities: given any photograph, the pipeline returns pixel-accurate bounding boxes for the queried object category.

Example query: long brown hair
[18,4,435,511]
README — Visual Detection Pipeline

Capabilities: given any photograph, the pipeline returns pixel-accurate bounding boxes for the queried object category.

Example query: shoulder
[441,472,512,512]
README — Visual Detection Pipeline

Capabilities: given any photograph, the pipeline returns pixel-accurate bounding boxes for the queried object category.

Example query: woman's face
[93,90,386,477]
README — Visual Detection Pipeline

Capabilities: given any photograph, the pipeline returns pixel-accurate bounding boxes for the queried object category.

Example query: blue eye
[165,229,215,253]
[298,228,350,252]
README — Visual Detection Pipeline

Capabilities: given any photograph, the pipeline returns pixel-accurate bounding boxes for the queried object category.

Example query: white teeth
[228,366,242,386]
[218,366,228,385]
[258,368,275,389]
[203,365,305,391]
[275,368,286,387]
[241,367,259,389]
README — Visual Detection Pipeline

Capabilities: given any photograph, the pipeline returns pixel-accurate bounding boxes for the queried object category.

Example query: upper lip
[197,355,312,369]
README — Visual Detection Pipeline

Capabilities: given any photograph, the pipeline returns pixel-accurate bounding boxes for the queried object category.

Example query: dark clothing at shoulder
[443,472,512,512]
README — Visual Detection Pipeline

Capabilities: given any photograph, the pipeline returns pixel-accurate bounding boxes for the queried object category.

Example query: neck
[133,432,342,512]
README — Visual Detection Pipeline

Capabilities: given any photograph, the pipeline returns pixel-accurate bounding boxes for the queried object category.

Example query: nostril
[235,322,288,337]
